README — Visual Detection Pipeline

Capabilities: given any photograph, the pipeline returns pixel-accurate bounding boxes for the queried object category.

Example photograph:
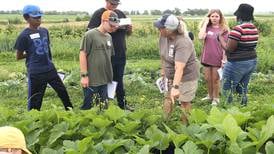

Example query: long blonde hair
[177,16,188,35]
[199,9,229,31]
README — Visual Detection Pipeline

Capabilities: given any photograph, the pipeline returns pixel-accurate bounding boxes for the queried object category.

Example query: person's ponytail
[177,17,188,36]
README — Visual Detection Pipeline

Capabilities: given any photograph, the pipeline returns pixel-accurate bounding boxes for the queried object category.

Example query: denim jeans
[80,85,108,110]
[222,58,257,105]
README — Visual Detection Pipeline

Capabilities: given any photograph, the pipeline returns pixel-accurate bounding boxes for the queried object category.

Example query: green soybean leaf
[222,114,243,143]
[227,107,251,126]
[265,141,274,154]
[104,105,126,122]
[63,140,78,152]
[137,145,150,154]
[257,115,274,150]
[115,120,141,134]
[47,122,68,145]
[189,109,207,124]
[182,141,203,154]
[145,125,170,150]
[143,115,161,125]
[92,116,112,129]
[41,148,59,154]
[228,142,242,154]
[163,123,188,148]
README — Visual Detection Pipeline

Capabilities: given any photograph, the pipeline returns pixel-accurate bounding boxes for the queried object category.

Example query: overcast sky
[0,0,273,14]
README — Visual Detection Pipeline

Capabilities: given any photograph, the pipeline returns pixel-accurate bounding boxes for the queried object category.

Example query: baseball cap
[154,14,179,30]
[101,10,120,27]
[234,3,254,20]
[0,126,31,154]
[23,5,43,17]
[108,0,120,5]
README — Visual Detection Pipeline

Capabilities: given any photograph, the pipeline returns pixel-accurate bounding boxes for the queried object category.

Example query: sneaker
[211,98,220,106]
[201,94,212,101]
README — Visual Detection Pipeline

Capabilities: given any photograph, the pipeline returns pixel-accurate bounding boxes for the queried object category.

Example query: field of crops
[0,14,274,154]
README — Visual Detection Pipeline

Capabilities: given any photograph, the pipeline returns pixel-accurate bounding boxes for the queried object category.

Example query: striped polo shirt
[227,22,259,61]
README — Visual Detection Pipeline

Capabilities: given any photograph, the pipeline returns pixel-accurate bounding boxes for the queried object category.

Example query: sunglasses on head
[110,2,119,5]
[109,17,120,23]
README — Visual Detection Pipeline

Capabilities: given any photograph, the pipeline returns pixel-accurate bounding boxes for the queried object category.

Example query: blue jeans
[80,85,108,110]
[222,59,257,105]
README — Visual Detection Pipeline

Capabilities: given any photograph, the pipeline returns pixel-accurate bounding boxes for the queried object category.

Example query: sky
[0,0,273,14]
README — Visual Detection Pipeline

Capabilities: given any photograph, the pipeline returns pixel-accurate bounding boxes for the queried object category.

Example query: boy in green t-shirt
[79,10,119,110]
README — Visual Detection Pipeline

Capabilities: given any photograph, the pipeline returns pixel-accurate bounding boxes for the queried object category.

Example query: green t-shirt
[80,28,114,86]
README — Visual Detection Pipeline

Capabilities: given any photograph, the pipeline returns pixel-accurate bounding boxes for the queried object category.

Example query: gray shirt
[159,34,199,82]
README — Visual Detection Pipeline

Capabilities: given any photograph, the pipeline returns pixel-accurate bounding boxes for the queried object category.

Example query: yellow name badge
[30,33,40,39]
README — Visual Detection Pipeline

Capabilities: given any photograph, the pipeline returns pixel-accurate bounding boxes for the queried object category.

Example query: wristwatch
[80,72,88,78]
[172,85,179,89]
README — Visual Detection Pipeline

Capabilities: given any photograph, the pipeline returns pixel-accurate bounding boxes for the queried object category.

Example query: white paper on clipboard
[217,68,223,80]
[119,18,132,26]
[107,81,118,99]
[156,77,168,93]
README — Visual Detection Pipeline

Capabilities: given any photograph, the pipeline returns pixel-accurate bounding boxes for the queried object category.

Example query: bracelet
[172,85,179,89]
[80,72,88,77]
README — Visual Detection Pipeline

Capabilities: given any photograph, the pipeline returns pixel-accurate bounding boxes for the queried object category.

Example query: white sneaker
[201,95,212,101]
[211,98,220,106]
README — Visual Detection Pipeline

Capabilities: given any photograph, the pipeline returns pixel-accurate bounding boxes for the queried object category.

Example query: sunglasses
[109,17,120,23]
[109,2,119,5]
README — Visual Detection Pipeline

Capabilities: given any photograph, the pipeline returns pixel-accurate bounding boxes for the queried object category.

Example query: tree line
[0,8,209,16]
[0,10,89,15]
[124,8,209,16]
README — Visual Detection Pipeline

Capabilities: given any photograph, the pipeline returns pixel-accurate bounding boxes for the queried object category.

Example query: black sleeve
[115,9,126,18]
[87,8,105,30]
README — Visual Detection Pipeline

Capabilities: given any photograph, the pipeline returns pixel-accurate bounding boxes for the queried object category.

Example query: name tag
[107,40,111,47]
[207,31,214,36]
[30,33,40,39]
[168,45,174,57]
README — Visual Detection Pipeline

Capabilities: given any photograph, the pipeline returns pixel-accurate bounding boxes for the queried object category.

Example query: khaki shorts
[165,80,198,102]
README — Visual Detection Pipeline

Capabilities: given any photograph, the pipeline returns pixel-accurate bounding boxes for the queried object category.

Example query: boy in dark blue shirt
[14,5,73,111]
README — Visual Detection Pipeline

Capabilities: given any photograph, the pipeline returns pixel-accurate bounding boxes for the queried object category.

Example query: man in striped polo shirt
[218,3,258,105]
